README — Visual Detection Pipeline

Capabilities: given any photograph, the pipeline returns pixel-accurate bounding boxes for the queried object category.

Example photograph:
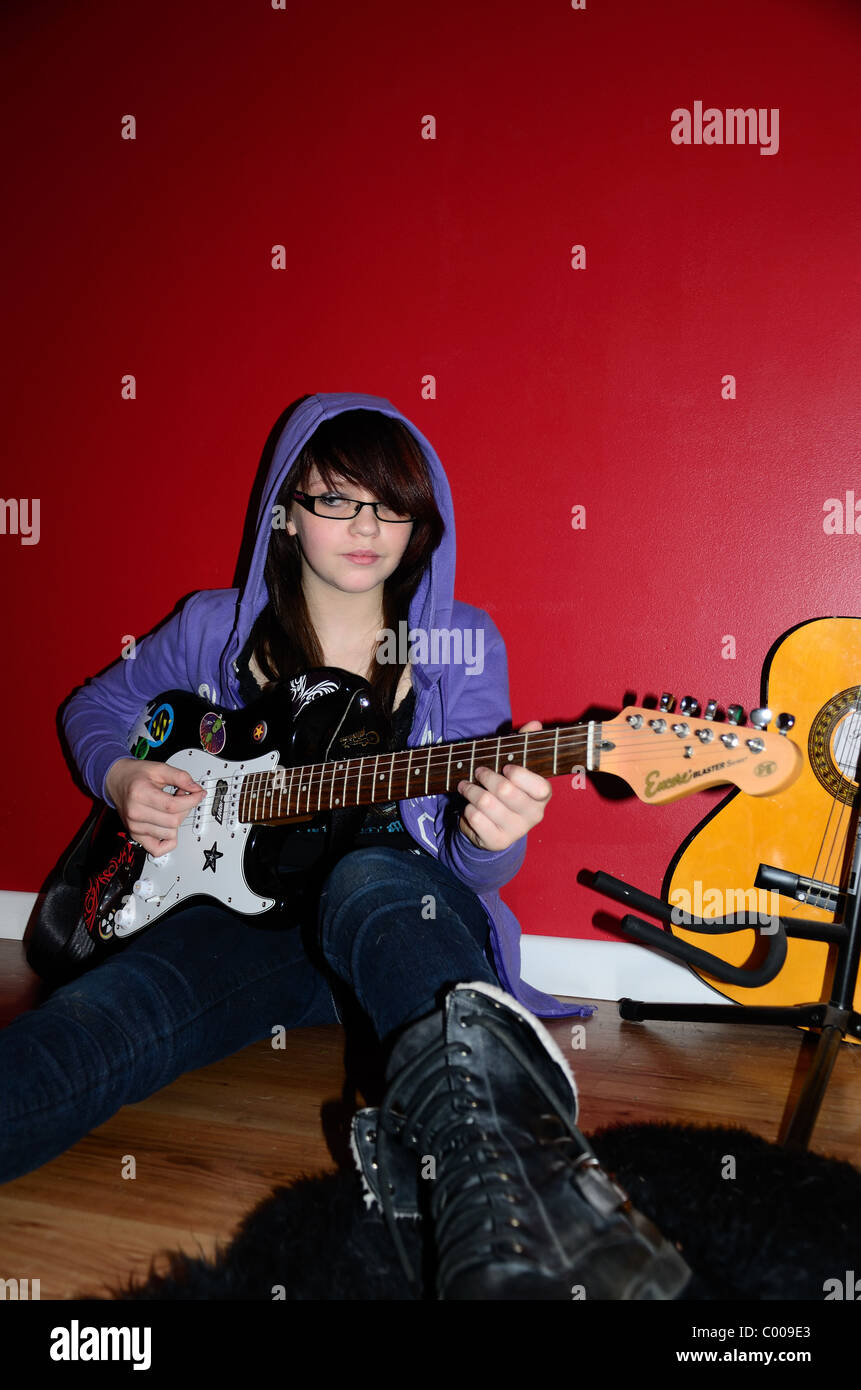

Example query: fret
[239,721,598,824]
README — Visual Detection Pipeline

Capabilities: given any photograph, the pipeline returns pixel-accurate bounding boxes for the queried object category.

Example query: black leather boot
[351,980,691,1300]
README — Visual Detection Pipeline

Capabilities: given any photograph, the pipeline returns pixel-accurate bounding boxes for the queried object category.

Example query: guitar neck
[239,725,594,825]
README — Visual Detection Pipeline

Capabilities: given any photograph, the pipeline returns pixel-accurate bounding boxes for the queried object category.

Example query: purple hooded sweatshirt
[62,391,587,1020]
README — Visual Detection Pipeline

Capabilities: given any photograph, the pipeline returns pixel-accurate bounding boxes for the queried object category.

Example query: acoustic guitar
[28,666,801,983]
[666,616,861,1032]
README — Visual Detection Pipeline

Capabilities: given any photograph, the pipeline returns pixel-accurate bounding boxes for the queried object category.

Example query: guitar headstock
[599,700,802,803]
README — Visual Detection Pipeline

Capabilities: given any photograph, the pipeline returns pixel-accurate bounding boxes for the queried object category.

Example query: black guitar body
[26,668,392,984]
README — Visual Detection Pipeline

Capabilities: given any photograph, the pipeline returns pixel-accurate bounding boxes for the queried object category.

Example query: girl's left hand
[456,720,552,852]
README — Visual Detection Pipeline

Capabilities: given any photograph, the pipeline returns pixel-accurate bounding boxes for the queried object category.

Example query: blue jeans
[0,848,497,1185]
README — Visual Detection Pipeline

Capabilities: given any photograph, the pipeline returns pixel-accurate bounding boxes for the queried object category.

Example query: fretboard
[238,724,595,825]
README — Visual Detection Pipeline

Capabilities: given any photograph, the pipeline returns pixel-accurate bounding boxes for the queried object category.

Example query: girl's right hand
[104,758,206,856]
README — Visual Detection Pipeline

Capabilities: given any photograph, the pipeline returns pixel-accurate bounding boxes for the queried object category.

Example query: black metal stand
[589,813,861,1150]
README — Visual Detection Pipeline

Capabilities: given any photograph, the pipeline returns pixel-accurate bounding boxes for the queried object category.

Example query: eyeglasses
[291,490,414,523]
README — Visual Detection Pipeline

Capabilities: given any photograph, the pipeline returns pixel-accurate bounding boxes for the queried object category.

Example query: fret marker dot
[457,761,463,768]
[507,754,514,761]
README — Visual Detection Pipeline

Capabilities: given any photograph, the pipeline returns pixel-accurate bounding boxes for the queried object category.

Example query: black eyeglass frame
[290,490,415,523]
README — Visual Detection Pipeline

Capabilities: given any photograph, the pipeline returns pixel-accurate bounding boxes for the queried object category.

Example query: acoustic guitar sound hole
[808,686,861,806]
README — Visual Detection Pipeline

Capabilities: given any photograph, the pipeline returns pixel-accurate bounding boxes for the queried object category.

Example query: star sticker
[202,842,223,873]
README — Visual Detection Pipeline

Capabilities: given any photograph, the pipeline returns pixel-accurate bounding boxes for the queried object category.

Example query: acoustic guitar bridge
[754,861,844,914]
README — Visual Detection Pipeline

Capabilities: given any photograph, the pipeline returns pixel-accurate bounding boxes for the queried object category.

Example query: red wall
[3,0,859,944]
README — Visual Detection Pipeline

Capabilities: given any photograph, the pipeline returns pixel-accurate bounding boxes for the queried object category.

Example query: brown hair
[248,406,445,715]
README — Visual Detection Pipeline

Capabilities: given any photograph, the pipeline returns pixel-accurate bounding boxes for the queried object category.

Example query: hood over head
[217,392,456,705]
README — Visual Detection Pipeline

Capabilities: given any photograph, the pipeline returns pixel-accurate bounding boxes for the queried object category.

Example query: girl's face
[286,467,414,602]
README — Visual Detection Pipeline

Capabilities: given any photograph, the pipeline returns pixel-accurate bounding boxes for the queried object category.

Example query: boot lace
[377,1009,595,1294]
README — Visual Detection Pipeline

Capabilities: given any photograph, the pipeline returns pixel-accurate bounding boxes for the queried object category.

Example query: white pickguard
[113,747,282,937]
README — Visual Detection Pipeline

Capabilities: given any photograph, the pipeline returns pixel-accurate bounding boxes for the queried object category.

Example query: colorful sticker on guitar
[252,720,267,743]
[199,711,227,755]
[146,703,174,747]
[132,736,150,760]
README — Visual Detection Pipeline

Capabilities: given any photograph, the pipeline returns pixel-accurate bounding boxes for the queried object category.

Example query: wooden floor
[0,938,858,1300]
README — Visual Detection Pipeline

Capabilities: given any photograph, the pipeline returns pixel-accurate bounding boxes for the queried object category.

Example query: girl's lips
[344,552,379,564]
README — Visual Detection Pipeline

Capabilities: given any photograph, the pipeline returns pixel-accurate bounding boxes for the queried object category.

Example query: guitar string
[173,725,790,827]
[814,695,859,912]
[180,731,773,790]
[804,689,861,916]
[181,727,782,778]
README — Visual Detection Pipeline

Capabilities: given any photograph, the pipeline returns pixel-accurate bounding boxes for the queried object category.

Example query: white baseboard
[0,891,36,943]
[0,888,731,1006]
[520,932,728,1004]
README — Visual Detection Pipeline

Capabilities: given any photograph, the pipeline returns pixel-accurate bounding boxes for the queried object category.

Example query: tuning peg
[749,707,772,730]
[704,699,718,721]
[776,712,795,735]
[679,696,700,717]
[727,704,745,725]
[659,692,675,712]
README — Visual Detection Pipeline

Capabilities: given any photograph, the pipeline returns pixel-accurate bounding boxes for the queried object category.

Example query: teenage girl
[5,392,689,1300]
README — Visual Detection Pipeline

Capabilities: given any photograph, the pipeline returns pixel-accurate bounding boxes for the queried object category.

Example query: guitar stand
[588,814,861,1150]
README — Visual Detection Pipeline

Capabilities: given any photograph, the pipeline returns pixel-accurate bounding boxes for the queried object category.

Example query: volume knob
[115,898,138,929]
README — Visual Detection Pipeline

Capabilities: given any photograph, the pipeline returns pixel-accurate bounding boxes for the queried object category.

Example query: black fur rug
[105,1123,860,1301]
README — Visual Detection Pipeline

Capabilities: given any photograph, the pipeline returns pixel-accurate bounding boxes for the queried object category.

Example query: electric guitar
[666,616,861,1031]
[27,667,802,983]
